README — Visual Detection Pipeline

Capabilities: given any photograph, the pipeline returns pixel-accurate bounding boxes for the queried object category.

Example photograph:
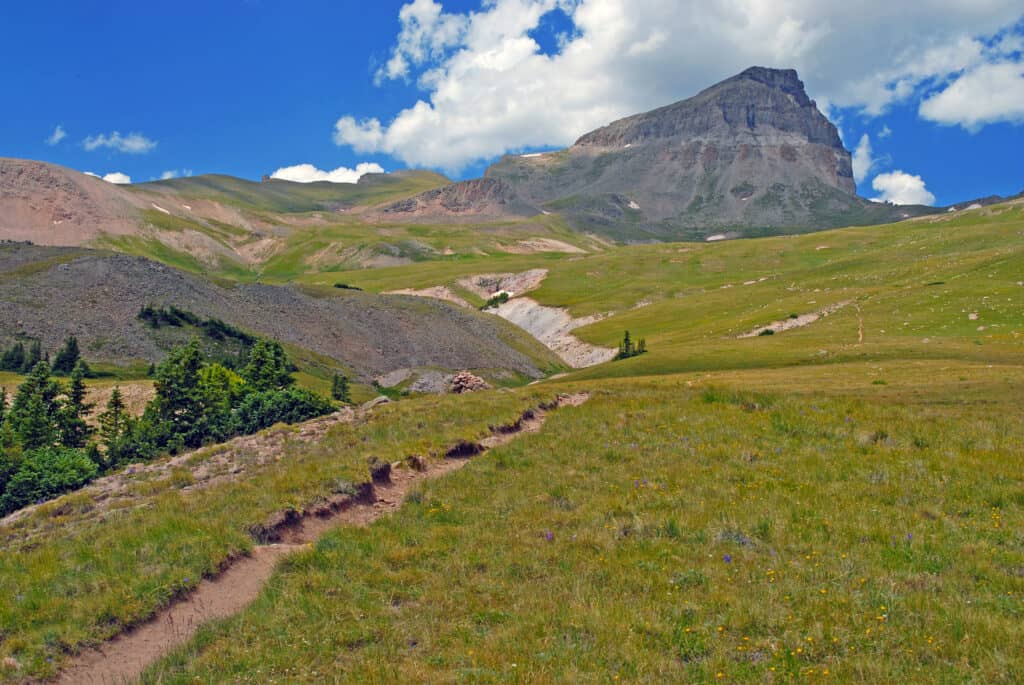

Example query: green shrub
[231,387,334,435]
[481,291,510,310]
[0,447,98,515]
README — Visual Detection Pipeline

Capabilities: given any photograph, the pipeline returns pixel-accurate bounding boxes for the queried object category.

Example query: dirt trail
[54,392,589,685]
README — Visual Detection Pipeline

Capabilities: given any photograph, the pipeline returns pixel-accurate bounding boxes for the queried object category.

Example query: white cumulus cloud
[851,134,875,184]
[159,169,193,180]
[335,0,1024,171]
[871,170,935,206]
[84,171,132,184]
[269,162,386,184]
[83,131,157,154]
[45,124,67,146]
[919,60,1024,131]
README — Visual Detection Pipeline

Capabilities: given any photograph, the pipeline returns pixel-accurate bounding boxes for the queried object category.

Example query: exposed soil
[737,300,852,338]
[0,158,141,245]
[457,269,548,299]
[391,269,614,368]
[492,297,616,368]
[498,238,586,254]
[51,393,588,685]
[386,286,471,308]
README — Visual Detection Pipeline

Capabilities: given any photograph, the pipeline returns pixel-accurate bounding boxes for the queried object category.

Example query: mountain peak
[574,66,833,149]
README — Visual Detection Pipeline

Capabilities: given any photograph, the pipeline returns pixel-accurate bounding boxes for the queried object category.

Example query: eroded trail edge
[54,392,589,685]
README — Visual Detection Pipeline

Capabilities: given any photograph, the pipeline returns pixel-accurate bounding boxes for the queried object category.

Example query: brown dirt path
[53,392,588,685]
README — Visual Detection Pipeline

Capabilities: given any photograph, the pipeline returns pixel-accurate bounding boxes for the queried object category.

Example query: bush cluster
[0,335,86,376]
[615,330,648,360]
[0,338,335,516]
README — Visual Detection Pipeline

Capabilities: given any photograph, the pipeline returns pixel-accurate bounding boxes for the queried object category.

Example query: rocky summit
[482,66,921,240]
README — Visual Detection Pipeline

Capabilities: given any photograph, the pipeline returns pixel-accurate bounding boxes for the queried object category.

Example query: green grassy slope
[2,200,1022,683]
[309,203,1023,380]
[0,391,551,680]
[141,373,1024,683]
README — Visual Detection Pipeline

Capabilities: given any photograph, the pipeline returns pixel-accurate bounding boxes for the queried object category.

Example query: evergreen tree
[8,361,63,450]
[52,335,81,375]
[23,340,42,373]
[58,361,93,448]
[0,343,25,372]
[0,448,22,496]
[617,331,634,359]
[241,340,293,391]
[98,386,127,464]
[331,373,351,403]
[0,386,6,424]
[145,339,208,448]
[615,331,648,360]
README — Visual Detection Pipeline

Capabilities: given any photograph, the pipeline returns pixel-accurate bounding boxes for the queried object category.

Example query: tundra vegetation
[0,202,1022,682]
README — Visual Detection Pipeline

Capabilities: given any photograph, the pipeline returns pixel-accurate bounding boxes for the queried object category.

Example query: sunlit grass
[0,390,549,680]
[140,375,1024,683]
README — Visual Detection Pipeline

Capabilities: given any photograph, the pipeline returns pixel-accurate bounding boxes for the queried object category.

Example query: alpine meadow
[1,3,1023,684]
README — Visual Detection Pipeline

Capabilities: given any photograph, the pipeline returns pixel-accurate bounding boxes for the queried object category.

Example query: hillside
[1,197,1022,683]
[0,243,563,385]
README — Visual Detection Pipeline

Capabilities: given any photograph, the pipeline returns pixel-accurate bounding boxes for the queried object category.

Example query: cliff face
[483,67,877,240]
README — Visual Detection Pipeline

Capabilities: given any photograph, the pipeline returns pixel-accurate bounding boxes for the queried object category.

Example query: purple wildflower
[723,554,732,563]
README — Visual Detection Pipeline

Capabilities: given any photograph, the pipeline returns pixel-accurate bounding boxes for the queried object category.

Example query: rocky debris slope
[369,178,538,222]
[0,243,554,380]
[0,158,142,244]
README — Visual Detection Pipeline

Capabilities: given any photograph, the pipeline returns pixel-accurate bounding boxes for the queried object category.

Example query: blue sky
[3,1,1022,207]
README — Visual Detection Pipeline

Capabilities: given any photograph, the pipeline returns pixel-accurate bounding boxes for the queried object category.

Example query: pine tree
[617,330,634,359]
[59,361,93,448]
[0,386,6,424]
[8,361,63,450]
[637,338,647,354]
[242,340,293,391]
[0,343,25,372]
[331,373,351,403]
[98,386,127,464]
[22,341,42,374]
[146,338,207,447]
[52,335,81,375]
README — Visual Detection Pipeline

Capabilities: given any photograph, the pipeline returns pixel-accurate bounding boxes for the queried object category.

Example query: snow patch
[706,234,727,242]
[627,200,640,210]
[520,153,544,158]
[151,203,170,215]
